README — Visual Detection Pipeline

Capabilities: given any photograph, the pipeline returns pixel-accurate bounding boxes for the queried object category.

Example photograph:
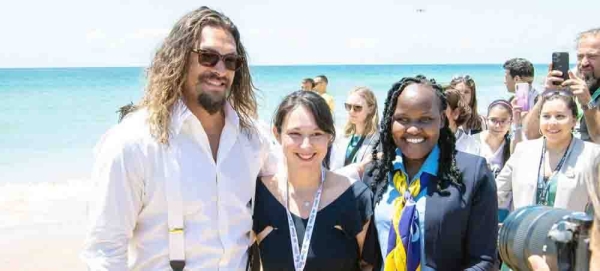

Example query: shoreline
[0,179,90,270]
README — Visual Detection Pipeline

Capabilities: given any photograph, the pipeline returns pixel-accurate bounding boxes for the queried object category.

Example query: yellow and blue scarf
[384,150,435,271]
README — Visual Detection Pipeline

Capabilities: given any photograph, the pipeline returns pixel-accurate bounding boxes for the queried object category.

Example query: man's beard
[197,91,226,114]
[195,73,231,115]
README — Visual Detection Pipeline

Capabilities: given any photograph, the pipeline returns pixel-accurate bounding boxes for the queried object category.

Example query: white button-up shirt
[81,100,278,270]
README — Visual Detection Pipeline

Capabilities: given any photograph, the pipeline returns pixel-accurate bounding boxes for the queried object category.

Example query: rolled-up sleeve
[81,130,144,271]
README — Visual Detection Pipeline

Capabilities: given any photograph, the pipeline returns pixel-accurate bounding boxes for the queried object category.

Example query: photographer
[529,165,600,271]
[523,28,600,143]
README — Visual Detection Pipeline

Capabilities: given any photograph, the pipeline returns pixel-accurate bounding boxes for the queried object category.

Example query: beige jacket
[496,137,600,212]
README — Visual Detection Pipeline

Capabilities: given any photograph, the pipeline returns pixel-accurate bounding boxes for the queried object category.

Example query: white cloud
[85,29,107,42]
[132,28,169,40]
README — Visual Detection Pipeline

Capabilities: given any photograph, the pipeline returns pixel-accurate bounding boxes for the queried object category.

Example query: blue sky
[1,0,598,68]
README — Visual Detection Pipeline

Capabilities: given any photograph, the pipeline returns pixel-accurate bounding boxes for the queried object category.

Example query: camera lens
[499,206,572,270]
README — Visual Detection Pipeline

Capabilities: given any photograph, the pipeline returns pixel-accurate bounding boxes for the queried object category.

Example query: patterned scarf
[384,170,432,271]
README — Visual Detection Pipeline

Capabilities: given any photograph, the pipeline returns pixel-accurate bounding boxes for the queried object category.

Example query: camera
[498,206,593,271]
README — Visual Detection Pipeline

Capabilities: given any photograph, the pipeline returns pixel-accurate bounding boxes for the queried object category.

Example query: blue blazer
[363,151,499,271]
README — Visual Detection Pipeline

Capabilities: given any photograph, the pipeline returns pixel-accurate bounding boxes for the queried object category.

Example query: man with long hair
[81,7,278,270]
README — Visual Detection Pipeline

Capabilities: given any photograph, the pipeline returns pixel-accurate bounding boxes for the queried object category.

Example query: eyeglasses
[541,89,573,98]
[488,118,511,126]
[344,103,363,113]
[191,49,243,71]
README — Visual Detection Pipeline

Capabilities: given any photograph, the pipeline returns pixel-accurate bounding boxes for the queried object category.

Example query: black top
[252,178,374,271]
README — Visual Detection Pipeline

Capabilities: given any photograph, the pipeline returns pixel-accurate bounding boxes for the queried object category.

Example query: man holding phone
[503,58,538,146]
[523,28,600,143]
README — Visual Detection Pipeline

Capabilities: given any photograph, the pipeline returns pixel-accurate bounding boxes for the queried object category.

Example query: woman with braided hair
[363,75,498,271]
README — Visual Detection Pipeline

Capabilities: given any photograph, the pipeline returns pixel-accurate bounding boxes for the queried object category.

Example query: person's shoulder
[509,137,543,154]
[455,150,486,169]
[328,170,369,195]
[580,139,600,156]
[259,174,283,199]
[93,109,152,155]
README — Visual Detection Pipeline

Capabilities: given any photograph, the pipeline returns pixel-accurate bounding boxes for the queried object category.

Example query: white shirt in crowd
[455,129,481,156]
[81,100,279,270]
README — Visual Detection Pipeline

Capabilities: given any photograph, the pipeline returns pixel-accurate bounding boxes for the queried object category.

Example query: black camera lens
[499,206,572,270]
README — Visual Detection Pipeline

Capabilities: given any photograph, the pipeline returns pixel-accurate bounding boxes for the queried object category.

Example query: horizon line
[0,62,561,70]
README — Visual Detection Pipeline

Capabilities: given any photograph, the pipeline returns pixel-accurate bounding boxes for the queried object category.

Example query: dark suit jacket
[363,151,499,271]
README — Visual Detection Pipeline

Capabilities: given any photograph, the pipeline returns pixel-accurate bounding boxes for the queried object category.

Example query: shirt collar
[169,98,240,135]
[392,145,440,182]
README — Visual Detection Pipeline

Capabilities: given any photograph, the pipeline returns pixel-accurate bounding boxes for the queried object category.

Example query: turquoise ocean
[0,64,549,184]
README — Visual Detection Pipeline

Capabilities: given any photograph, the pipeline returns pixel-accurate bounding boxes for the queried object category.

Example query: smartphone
[552,52,570,83]
[515,82,530,111]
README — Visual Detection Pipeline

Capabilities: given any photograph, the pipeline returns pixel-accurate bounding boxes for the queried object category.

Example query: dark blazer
[363,151,499,271]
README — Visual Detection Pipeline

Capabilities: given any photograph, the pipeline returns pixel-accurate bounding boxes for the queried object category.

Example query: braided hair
[368,75,464,204]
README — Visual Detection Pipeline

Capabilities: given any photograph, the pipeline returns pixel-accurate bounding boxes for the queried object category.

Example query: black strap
[536,138,573,205]
[170,260,185,271]
[344,135,366,166]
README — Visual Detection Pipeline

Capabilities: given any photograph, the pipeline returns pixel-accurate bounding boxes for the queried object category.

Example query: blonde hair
[343,87,379,137]
[139,6,257,144]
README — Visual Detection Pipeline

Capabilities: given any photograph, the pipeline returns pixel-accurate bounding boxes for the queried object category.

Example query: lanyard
[536,138,574,205]
[285,168,326,271]
[592,88,600,103]
[344,135,366,166]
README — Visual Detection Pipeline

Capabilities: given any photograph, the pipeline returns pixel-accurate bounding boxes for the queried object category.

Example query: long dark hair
[272,90,336,169]
[368,75,463,204]
[487,99,513,165]
[450,75,483,132]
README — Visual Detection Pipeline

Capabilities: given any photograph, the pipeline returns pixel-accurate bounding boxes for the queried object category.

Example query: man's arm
[582,107,600,143]
[522,98,543,140]
[564,70,600,143]
[81,131,144,271]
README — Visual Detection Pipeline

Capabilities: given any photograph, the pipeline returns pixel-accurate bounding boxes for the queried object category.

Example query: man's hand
[544,63,566,90]
[528,255,550,271]
[563,70,593,105]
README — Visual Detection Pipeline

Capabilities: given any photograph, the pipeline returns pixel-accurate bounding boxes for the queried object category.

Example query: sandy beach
[0,180,90,270]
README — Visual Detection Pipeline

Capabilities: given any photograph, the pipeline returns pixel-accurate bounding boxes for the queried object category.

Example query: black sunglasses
[344,103,363,113]
[191,49,243,71]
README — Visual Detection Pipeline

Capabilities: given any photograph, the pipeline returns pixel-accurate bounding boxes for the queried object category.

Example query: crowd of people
[81,6,600,271]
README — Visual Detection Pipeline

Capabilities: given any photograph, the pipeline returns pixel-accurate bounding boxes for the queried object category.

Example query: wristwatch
[581,99,598,111]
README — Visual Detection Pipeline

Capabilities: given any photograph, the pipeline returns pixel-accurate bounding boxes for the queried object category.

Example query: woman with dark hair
[329,86,380,170]
[364,76,498,270]
[443,86,480,155]
[474,100,520,178]
[496,90,600,213]
[449,75,487,135]
[252,90,375,270]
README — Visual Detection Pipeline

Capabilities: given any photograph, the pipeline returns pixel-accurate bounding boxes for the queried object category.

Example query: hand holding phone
[551,52,570,84]
[515,82,530,111]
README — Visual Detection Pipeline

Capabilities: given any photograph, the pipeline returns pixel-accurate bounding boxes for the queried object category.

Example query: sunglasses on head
[451,74,473,83]
[191,49,243,71]
[541,89,573,98]
[344,103,363,113]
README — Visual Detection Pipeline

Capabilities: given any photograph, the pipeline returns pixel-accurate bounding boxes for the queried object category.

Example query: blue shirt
[374,146,439,271]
